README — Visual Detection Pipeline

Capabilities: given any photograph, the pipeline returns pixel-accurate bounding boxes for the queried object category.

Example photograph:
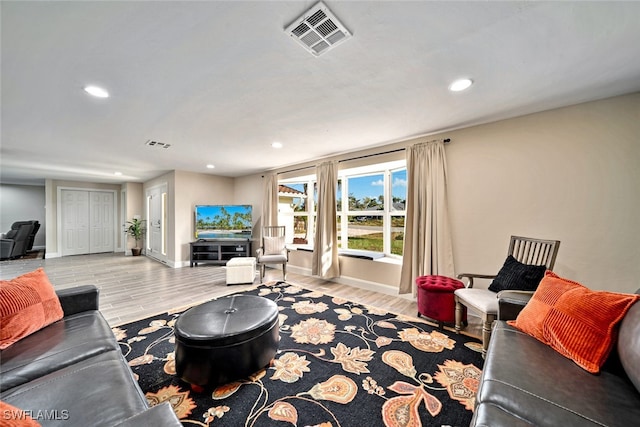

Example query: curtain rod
[275,164,315,176]
[275,138,450,175]
[338,138,450,163]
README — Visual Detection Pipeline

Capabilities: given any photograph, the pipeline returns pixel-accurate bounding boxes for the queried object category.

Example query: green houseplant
[125,218,146,256]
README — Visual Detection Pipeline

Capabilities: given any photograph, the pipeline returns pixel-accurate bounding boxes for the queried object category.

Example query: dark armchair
[0,221,37,260]
[24,220,40,251]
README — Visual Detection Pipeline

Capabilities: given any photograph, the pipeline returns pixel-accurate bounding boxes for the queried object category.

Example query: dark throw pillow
[488,255,547,293]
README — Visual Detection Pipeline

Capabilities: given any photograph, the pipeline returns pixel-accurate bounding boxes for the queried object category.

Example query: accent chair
[256,226,288,282]
[454,235,560,356]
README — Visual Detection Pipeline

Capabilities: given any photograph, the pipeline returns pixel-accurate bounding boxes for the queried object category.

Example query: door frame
[145,183,168,264]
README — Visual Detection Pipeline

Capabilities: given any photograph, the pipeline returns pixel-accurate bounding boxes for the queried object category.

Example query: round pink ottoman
[416,275,467,328]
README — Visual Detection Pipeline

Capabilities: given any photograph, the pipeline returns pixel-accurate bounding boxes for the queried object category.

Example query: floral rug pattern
[115,281,483,426]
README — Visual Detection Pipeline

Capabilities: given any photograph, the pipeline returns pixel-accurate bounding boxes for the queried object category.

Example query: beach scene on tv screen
[196,205,252,239]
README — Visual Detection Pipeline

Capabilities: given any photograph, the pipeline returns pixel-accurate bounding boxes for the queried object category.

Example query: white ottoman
[226,257,256,285]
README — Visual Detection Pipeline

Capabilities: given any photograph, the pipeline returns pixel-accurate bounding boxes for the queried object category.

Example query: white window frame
[340,161,406,258]
[388,166,408,258]
[279,159,406,258]
[279,177,315,246]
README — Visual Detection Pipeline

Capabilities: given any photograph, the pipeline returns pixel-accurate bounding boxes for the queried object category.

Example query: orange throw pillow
[508,271,581,343]
[0,401,41,426]
[0,268,63,349]
[509,271,639,373]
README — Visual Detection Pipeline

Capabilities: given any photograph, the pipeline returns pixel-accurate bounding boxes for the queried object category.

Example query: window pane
[347,215,383,252]
[283,183,308,212]
[391,169,407,211]
[336,179,342,211]
[293,215,308,244]
[313,182,317,212]
[347,174,384,211]
[391,215,405,255]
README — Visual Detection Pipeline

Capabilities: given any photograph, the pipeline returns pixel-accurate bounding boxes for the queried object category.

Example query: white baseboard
[171,259,189,268]
[286,264,309,276]
[333,275,414,300]
[286,264,414,301]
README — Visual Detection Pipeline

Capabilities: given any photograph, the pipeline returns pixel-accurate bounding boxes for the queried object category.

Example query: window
[280,160,406,258]
[390,168,407,256]
[278,180,314,245]
[344,173,384,253]
[340,165,406,256]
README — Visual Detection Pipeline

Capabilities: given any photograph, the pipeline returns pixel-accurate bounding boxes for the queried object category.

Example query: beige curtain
[312,161,340,278]
[399,140,455,294]
[262,173,278,228]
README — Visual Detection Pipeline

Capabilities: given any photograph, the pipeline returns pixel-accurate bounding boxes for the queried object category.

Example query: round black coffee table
[174,295,279,390]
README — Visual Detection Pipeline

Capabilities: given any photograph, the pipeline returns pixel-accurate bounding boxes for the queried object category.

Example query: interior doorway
[145,184,167,264]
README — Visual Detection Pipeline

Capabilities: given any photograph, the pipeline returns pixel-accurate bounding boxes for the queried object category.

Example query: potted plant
[125,218,146,256]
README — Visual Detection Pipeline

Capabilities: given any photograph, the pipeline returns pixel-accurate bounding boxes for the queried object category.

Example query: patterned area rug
[115,281,484,426]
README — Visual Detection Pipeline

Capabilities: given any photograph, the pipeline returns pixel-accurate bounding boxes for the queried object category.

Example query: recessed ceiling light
[448,78,473,92]
[206,164,215,169]
[114,171,122,176]
[271,142,283,149]
[84,85,109,98]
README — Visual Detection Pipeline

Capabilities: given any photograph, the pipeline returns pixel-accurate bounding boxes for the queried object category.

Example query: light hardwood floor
[0,253,481,338]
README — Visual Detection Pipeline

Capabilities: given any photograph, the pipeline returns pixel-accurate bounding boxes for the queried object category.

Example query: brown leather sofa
[0,285,182,426]
[471,290,640,426]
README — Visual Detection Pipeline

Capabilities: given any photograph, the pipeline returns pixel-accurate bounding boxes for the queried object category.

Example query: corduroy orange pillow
[0,268,63,350]
[509,271,640,373]
[0,401,42,426]
[507,271,580,343]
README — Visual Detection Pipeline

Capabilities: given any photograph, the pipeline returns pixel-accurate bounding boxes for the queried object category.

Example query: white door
[90,192,115,253]
[61,189,115,256]
[146,184,167,263]
[61,190,90,256]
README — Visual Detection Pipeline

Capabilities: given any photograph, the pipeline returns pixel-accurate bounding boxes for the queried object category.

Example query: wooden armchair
[454,235,560,356]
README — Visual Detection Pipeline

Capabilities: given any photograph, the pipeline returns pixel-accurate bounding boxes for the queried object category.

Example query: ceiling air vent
[285,1,351,57]
[145,140,171,149]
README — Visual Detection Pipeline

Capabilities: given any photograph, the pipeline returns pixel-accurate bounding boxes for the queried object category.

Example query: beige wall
[262,93,639,293]
[446,93,639,293]
[173,171,235,264]
[122,182,143,253]
[234,173,266,251]
[287,249,403,294]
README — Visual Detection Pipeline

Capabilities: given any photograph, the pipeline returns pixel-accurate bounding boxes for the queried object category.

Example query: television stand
[190,239,251,267]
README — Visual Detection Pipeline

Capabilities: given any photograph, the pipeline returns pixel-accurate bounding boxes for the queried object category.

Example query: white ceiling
[2,1,640,185]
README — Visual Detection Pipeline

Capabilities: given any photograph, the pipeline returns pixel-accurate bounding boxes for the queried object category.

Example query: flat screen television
[194,205,252,240]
